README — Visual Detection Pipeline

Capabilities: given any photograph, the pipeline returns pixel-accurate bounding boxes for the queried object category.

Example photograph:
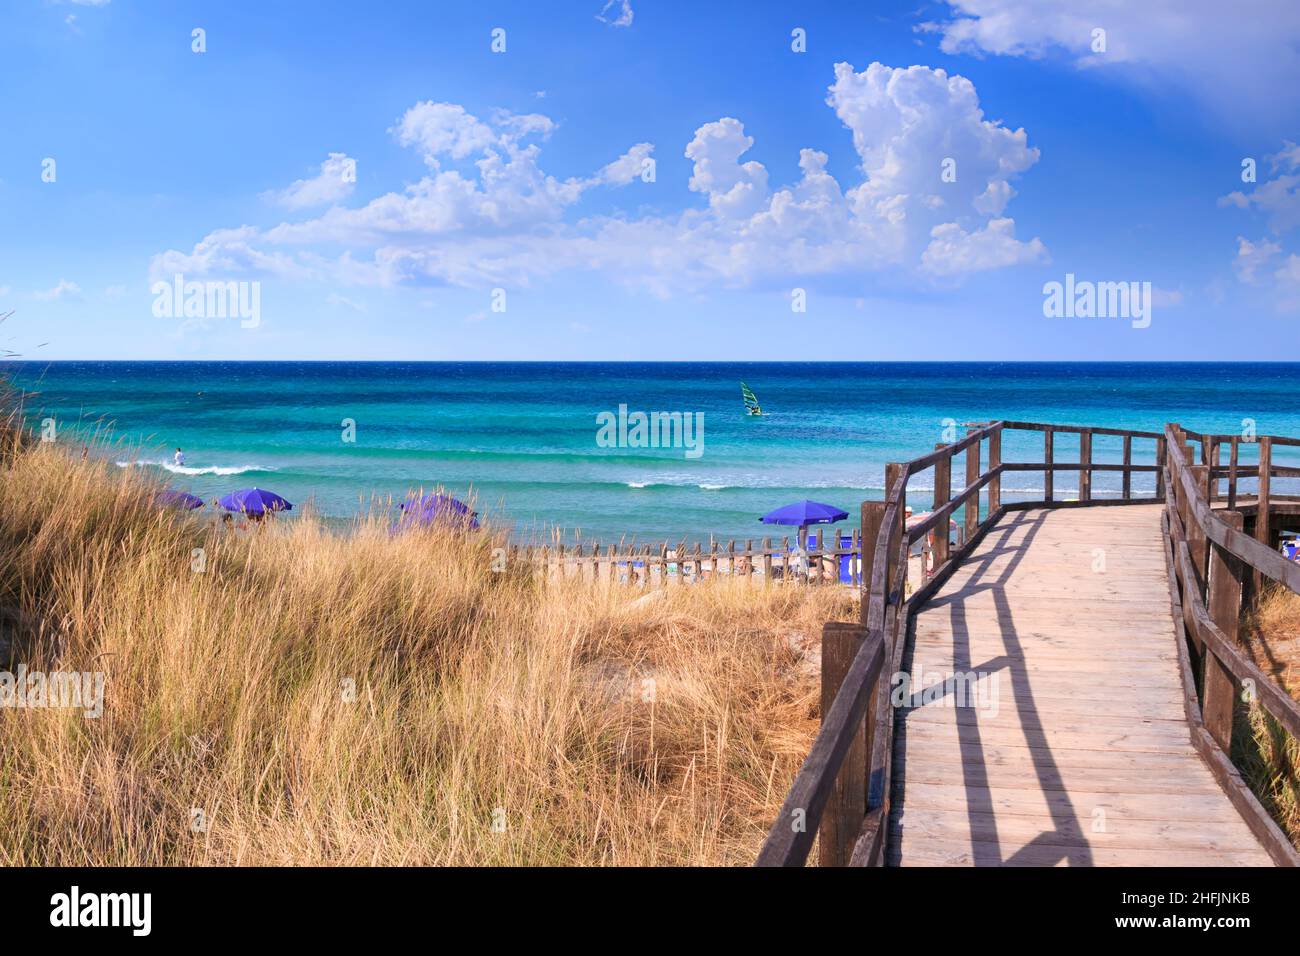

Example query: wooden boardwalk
[889,505,1272,866]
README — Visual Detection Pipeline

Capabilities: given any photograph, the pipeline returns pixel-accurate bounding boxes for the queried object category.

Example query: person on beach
[791,545,809,579]
[173,447,186,468]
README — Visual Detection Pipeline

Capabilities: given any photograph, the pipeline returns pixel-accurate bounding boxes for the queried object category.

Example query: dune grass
[1236,584,1300,849]
[0,432,852,865]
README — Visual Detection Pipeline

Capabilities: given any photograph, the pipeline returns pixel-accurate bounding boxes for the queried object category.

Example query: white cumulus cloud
[152,61,1046,296]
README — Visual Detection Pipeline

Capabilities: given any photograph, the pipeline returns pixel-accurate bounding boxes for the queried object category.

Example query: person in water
[173,447,185,468]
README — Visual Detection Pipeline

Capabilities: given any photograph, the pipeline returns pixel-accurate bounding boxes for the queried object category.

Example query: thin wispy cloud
[920,0,1300,127]
[33,280,82,301]
[596,0,633,27]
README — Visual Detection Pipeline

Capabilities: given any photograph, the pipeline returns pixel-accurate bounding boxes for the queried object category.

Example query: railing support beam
[818,622,870,867]
[988,427,1002,513]
[1255,436,1272,595]
[965,428,981,545]
[933,444,951,568]
[1043,429,1054,502]
[1205,511,1244,752]
[1079,430,1092,502]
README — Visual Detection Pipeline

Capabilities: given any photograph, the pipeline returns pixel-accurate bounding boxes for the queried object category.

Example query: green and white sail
[740,381,763,416]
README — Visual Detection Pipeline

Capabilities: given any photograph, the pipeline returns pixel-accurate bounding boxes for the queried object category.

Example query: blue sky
[4,0,1300,360]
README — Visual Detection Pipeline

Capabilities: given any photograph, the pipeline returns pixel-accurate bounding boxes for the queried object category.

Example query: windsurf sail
[741,381,764,416]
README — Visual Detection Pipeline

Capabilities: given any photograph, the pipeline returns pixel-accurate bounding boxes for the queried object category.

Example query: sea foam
[116,460,271,477]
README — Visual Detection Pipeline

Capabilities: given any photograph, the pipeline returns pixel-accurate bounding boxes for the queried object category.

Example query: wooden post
[608,544,616,582]
[932,444,951,569]
[819,529,832,585]
[1188,465,1211,593]
[1155,434,1167,500]
[1044,429,1054,502]
[851,528,860,586]
[1207,439,1220,501]
[885,462,905,591]
[860,501,886,624]
[888,474,904,603]
[761,537,772,583]
[744,539,753,580]
[728,539,735,578]
[659,543,668,588]
[1228,438,1239,510]
[1122,434,1132,500]
[1256,434,1272,548]
[817,622,869,867]
[1079,430,1092,503]
[965,429,980,544]
[709,540,718,579]
[693,542,703,581]
[1205,511,1244,752]
[988,426,1002,515]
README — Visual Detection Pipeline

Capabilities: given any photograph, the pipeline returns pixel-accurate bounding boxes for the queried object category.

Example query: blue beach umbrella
[157,490,204,510]
[759,500,849,527]
[760,500,850,565]
[398,493,480,531]
[219,487,293,515]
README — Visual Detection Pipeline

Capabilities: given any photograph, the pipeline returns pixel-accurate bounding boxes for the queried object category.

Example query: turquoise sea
[9,362,1300,545]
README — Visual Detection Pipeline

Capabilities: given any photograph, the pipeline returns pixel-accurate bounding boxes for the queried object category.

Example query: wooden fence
[1163,423,1300,864]
[508,529,864,586]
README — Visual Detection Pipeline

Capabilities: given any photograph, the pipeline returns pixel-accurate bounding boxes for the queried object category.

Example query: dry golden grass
[0,436,853,865]
[1236,585,1300,848]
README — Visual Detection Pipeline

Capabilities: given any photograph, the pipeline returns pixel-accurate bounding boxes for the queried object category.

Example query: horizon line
[9,358,1300,365]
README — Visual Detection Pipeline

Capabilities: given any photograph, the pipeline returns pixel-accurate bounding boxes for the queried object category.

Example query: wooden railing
[1162,424,1300,865]
[756,419,1177,867]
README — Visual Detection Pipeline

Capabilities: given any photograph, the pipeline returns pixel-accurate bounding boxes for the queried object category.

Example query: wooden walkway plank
[889,505,1273,867]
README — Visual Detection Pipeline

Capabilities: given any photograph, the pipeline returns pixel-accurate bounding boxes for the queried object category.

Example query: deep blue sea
[9,361,1300,545]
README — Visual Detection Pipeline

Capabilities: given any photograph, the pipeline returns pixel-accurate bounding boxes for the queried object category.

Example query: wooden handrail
[1170,524,1300,740]
[755,630,885,866]
[1000,420,1164,440]
[1176,427,1300,449]
[905,466,1000,544]
[1166,426,1300,593]
[1161,433,1300,864]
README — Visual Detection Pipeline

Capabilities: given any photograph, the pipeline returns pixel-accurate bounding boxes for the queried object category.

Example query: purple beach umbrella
[398,493,480,531]
[219,487,293,515]
[157,490,205,510]
[759,500,849,527]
